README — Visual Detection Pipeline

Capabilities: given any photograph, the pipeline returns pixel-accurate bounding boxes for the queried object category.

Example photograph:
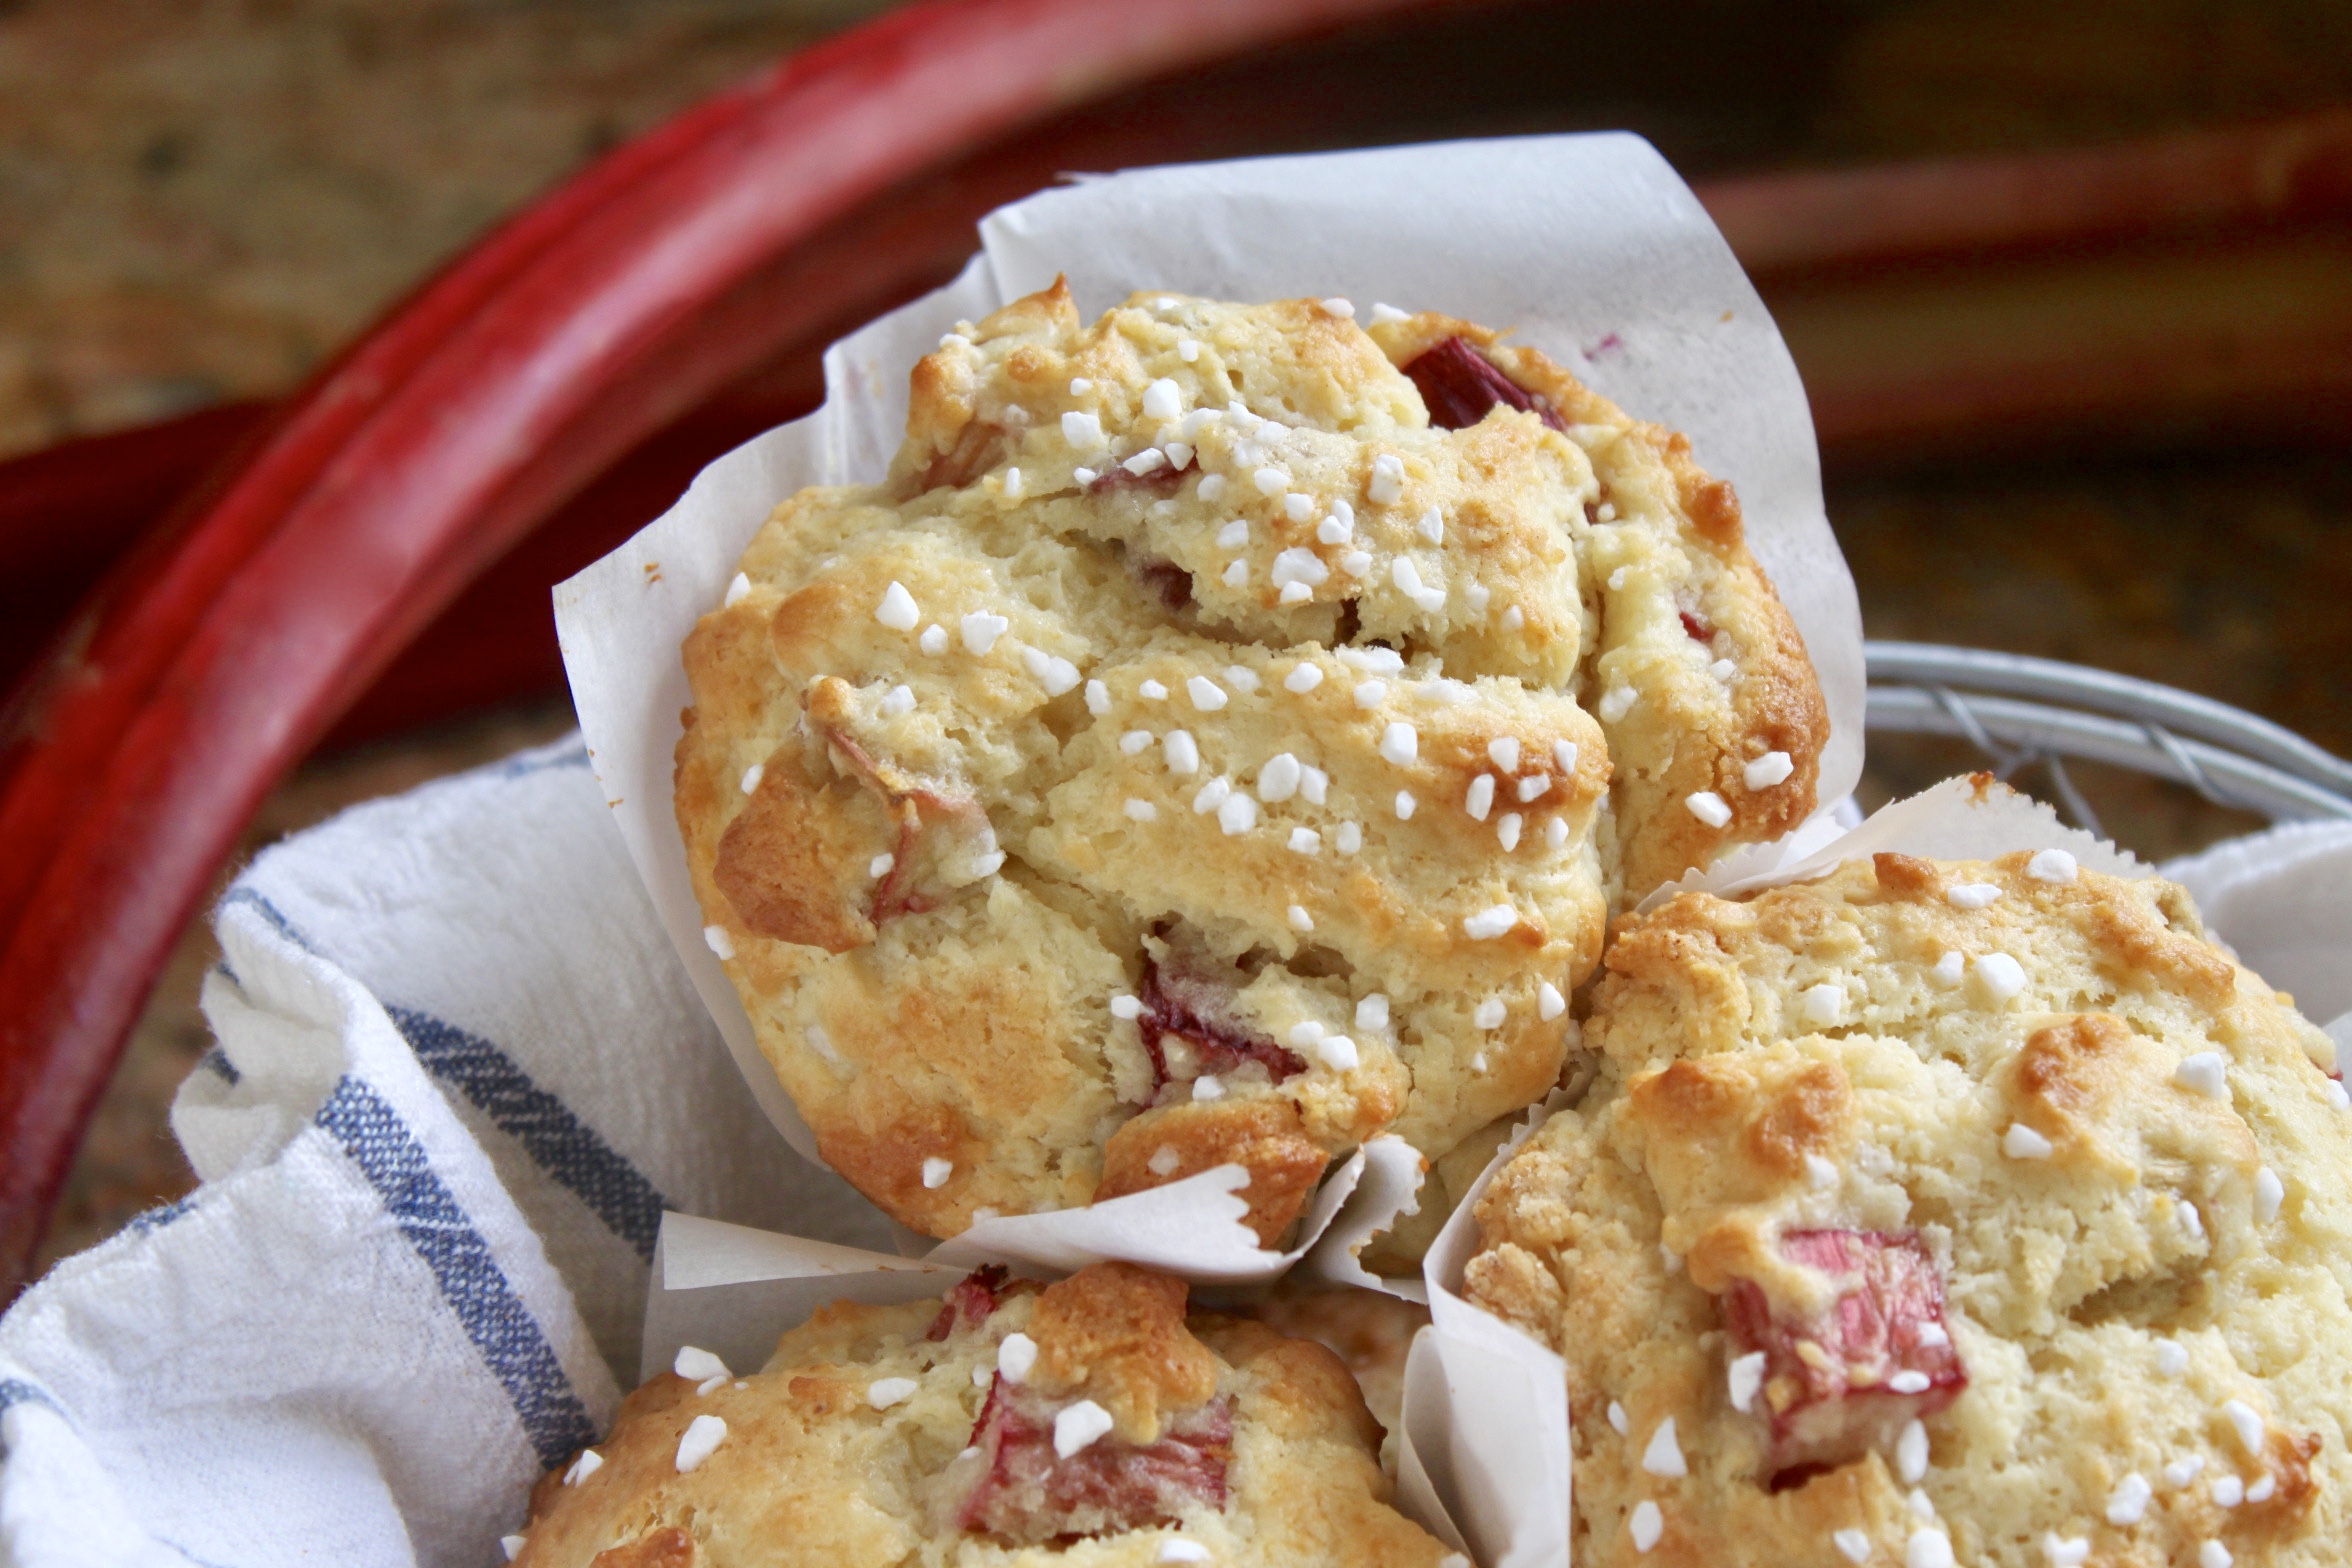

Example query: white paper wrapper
[554,133,1863,1278]
[641,1138,1416,1378]
[1392,778,2159,1564]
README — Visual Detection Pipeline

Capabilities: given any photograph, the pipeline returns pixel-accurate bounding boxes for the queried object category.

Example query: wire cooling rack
[1865,642,2352,837]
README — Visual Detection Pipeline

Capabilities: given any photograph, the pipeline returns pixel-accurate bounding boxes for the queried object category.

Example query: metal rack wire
[1865,641,2352,837]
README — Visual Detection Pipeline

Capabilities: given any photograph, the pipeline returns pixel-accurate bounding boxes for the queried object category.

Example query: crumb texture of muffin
[510,1262,1452,1567]
[1464,844,2352,1568]
[675,282,1825,1244]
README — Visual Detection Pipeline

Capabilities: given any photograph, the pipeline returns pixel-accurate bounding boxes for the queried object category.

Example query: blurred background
[7,0,2350,1266]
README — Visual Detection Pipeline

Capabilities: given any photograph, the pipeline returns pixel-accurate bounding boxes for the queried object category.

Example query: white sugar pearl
[1110,994,1145,1020]
[2044,1536,2091,1567]
[2003,1123,2054,1159]
[1222,559,1248,587]
[2223,1398,2265,1455]
[1368,453,1405,505]
[878,683,915,717]
[723,571,751,608]
[875,582,920,631]
[1356,994,1389,1030]
[919,623,949,654]
[1834,1529,1871,1563]
[739,764,764,795]
[1464,905,1518,940]
[1254,466,1291,496]
[868,853,895,879]
[1474,998,1507,1029]
[2176,1051,2229,1098]
[2154,1339,2189,1376]
[2200,1543,2233,1568]
[961,612,1009,654]
[1799,983,1846,1027]
[1121,729,1154,754]
[1370,302,1409,324]
[1554,739,1580,773]
[1158,1542,1211,1564]
[1163,731,1199,774]
[1319,297,1354,318]
[1283,492,1314,522]
[1061,410,1106,449]
[1287,904,1314,932]
[1285,662,1323,693]
[1216,517,1250,549]
[564,1448,603,1485]
[675,1414,728,1473]
[921,1158,952,1190]
[1379,723,1418,765]
[1317,1035,1358,1071]
[1907,1529,1954,1568]
[1930,951,1965,987]
[1301,766,1329,805]
[1517,773,1550,801]
[1466,775,1496,820]
[1197,473,1227,502]
[702,925,735,960]
[1142,377,1183,421]
[2106,1473,2151,1525]
[1538,981,1565,1020]
[1973,953,2027,1003]
[1147,1145,1182,1177]
[1287,826,1321,855]
[1498,813,1522,851]
[1744,750,1794,789]
[675,1346,730,1384]
[1187,675,1227,711]
[1641,1418,1687,1477]
[1946,882,2002,909]
[1897,1419,1929,1483]
[1394,790,1417,819]
[1598,686,1636,722]
[1354,679,1389,708]
[1685,790,1732,828]
[1217,793,1258,835]
[1053,1399,1115,1457]
[1728,1351,1766,1412]
[869,1375,920,1408]
[997,1333,1038,1382]
[1629,1501,1664,1553]
[1251,756,1307,808]
[2027,848,2079,883]
[502,1535,528,1561]
[2256,1166,2284,1221]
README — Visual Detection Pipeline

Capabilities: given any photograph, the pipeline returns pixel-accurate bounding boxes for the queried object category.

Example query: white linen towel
[0,736,892,1568]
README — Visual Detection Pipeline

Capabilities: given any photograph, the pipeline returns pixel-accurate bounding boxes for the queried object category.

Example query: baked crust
[512,1264,1451,1567]
[675,284,1826,1247]
[1465,848,2351,1568]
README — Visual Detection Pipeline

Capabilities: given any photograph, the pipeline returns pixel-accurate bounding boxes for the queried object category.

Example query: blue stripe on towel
[387,1007,666,1262]
[219,890,666,1260]
[314,1076,596,1468]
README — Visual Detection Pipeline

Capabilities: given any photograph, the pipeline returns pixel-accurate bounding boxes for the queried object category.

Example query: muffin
[509,1262,1454,1566]
[1464,842,2352,1567]
[674,282,1825,1248]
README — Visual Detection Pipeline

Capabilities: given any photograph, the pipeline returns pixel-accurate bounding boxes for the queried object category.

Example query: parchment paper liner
[555,132,1864,1283]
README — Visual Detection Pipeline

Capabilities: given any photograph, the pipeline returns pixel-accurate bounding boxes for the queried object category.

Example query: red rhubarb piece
[1722,1229,1966,1480]
[957,1375,1232,1543]
[818,724,996,924]
[1136,953,1306,1097]
[928,1265,1013,1341]
[1401,336,1567,433]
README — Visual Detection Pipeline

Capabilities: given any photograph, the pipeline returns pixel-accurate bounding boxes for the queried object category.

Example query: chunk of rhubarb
[818,724,995,925]
[1721,1229,1966,1479]
[956,1376,1232,1543]
[928,1265,1014,1341]
[1136,954,1306,1097]
[1401,336,1568,433]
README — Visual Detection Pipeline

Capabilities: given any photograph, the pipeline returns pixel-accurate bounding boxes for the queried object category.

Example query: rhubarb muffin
[675,283,1826,1248]
[508,1262,1453,1567]
[1464,840,2352,1568]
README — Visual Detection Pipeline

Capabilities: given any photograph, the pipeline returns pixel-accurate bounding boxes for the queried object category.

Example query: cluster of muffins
[516,286,2352,1564]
